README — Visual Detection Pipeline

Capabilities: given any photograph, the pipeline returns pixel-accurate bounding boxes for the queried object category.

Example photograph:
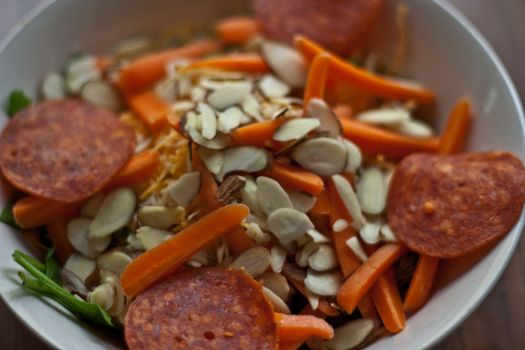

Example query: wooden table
[1,0,524,349]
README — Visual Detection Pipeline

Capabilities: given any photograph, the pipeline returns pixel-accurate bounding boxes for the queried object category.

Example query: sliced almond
[331,175,366,229]
[64,254,96,283]
[88,283,114,311]
[190,86,206,102]
[304,287,320,311]
[356,107,410,126]
[229,246,271,278]
[137,206,184,229]
[346,236,368,262]
[261,41,307,88]
[296,240,319,267]
[326,318,378,350]
[61,269,88,298]
[270,246,288,273]
[66,55,101,93]
[217,147,269,182]
[292,138,347,176]
[97,251,132,276]
[393,118,433,138]
[332,219,349,232]
[217,106,244,133]
[114,35,153,58]
[383,167,395,196]
[165,172,201,207]
[197,102,217,140]
[256,176,293,215]
[342,139,362,173]
[172,100,195,113]
[304,269,342,296]
[306,229,331,243]
[273,118,320,142]
[197,147,223,175]
[89,188,136,238]
[154,78,178,104]
[241,94,264,121]
[262,286,291,314]
[246,213,268,231]
[188,249,209,268]
[359,219,382,245]
[241,177,262,215]
[216,238,230,264]
[67,217,111,258]
[260,272,291,301]
[41,71,66,100]
[207,81,253,110]
[267,208,314,244]
[245,222,272,244]
[356,166,386,215]
[380,224,398,242]
[288,190,317,213]
[308,244,338,271]
[81,192,105,218]
[99,270,128,317]
[189,125,231,150]
[81,80,122,112]
[306,98,342,137]
[258,75,291,98]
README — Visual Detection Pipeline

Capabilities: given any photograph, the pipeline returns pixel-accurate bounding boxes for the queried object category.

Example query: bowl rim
[0,1,524,350]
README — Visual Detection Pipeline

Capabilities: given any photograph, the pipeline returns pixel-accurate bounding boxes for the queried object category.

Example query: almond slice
[273,118,321,142]
[207,81,253,110]
[342,139,362,173]
[246,222,272,244]
[66,55,100,93]
[332,219,349,232]
[165,172,201,207]
[89,188,136,238]
[267,208,314,244]
[304,269,342,296]
[81,192,105,218]
[296,240,320,267]
[306,98,342,137]
[359,219,382,245]
[229,246,271,278]
[258,75,291,98]
[261,41,307,88]
[288,190,317,213]
[197,102,217,140]
[137,206,185,229]
[380,224,398,242]
[240,176,262,215]
[217,106,244,133]
[81,80,122,111]
[331,175,366,229]
[97,250,132,276]
[136,226,172,250]
[189,125,231,150]
[41,72,66,100]
[356,107,410,126]
[308,244,338,271]
[326,318,378,350]
[270,245,288,273]
[217,147,269,182]
[346,236,368,262]
[392,118,433,138]
[197,147,223,175]
[67,217,111,258]
[64,254,96,283]
[88,283,114,311]
[262,286,291,314]
[260,272,291,302]
[292,138,347,176]
[256,176,293,215]
[241,94,264,121]
[306,229,331,243]
[356,166,386,215]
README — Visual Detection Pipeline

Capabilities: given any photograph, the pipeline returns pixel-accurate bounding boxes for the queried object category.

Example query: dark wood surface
[1,0,524,349]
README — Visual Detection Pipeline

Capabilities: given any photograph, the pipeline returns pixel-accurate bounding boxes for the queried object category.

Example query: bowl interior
[0,0,523,349]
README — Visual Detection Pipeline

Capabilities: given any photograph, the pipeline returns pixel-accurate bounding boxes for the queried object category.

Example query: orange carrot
[264,162,324,196]
[340,118,440,159]
[96,56,114,72]
[215,16,261,44]
[370,270,406,333]
[275,313,334,342]
[224,226,256,254]
[121,204,249,297]
[327,180,361,277]
[438,97,471,154]
[13,196,81,230]
[294,35,436,104]
[309,188,330,215]
[303,53,330,106]
[333,104,353,120]
[126,91,170,133]
[358,293,378,319]
[118,39,221,92]
[230,118,287,147]
[403,255,439,313]
[107,150,160,189]
[46,216,76,264]
[336,243,407,314]
[185,53,269,73]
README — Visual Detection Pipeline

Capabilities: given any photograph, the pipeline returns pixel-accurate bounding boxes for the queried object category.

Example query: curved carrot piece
[225,226,256,254]
[107,150,160,189]
[230,118,287,147]
[185,53,270,73]
[215,16,261,44]
[438,97,471,154]
[303,53,330,106]
[358,294,378,319]
[275,313,334,342]
[309,188,330,215]
[336,243,407,314]
[46,216,77,264]
[126,91,170,133]
[370,270,406,333]
[294,35,436,105]
[333,104,353,120]
[121,204,250,297]
[403,255,440,313]
[327,180,361,277]
[340,118,440,159]
[118,39,221,92]
[265,162,324,196]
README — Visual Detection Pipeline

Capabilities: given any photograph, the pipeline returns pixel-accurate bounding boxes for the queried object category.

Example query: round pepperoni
[0,99,135,202]
[254,0,384,55]
[387,152,525,258]
[125,267,277,350]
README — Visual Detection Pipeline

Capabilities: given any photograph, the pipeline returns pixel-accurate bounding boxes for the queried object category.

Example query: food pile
[1,2,525,350]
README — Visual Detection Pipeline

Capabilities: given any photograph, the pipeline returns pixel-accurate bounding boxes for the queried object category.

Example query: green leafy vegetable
[0,199,20,229]
[12,250,114,328]
[5,90,32,117]
[45,249,62,285]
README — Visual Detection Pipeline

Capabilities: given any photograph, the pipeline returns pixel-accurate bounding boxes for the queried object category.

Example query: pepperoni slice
[254,0,384,55]
[387,152,525,258]
[125,267,277,350]
[0,99,135,202]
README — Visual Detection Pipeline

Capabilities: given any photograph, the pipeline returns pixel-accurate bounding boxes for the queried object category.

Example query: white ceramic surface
[0,1,523,349]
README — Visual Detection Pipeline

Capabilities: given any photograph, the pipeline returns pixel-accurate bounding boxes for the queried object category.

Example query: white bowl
[0,0,523,349]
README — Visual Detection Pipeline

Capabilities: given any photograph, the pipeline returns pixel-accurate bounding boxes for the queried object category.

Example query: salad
[1,1,525,349]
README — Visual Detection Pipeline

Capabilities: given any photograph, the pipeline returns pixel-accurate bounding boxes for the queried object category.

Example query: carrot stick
[403,255,439,313]
[327,180,361,277]
[224,226,256,254]
[336,243,407,314]
[46,216,76,264]
[303,53,330,106]
[294,35,436,105]
[358,293,378,319]
[215,16,261,45]
[438,97,471,154]
[107,150,160,189]
[309,188,330,215]
[340,118,440,159]
[185,53,269,73]
[126,91,170,133]
[275,313,334,342]
[118,39,221,92]
[264,162,324,196]
[333,104,353,120]
[121,203,249,297]
[230,118,287,147]
[370,270,406,333]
